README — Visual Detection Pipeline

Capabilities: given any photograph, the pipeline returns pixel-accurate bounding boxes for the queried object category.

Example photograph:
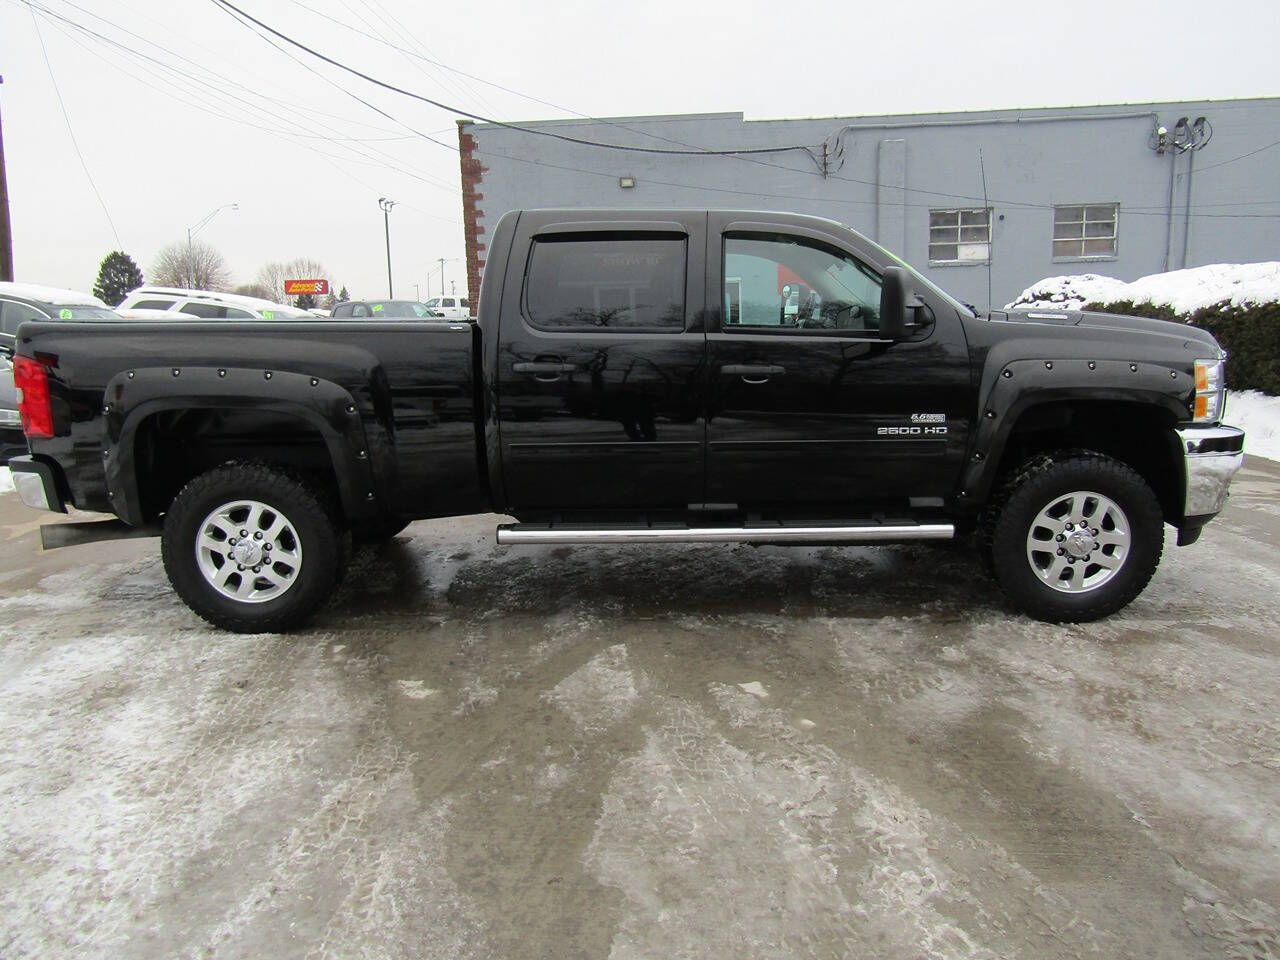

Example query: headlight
[1192,358,1226,423]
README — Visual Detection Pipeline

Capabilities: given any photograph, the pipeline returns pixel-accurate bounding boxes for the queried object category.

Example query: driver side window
[724,235,881,333]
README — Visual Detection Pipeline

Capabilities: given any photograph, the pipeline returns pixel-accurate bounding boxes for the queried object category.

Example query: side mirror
[878,267,912,340]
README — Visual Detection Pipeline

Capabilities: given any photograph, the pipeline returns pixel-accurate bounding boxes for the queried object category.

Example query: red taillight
[13,355,54,439]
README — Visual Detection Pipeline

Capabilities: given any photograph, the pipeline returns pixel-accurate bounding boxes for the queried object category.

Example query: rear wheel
[986,453,1164,622]
[162,463,347,632]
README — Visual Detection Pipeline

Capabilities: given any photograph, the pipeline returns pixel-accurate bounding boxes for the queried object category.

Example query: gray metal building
[457,99,1279,309]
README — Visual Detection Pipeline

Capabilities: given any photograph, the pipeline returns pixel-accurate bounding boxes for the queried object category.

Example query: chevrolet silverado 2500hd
[7,209,1245,631]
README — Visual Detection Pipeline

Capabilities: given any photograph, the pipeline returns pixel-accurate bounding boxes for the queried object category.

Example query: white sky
[1,0,1276,300]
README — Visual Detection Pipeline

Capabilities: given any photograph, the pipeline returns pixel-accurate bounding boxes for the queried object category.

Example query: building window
[1053,204,1118,259]
[929,209,991,264]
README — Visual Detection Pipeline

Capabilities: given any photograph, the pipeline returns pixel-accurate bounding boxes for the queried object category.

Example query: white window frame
[928,208,992,266]
[1052,203,1119,261]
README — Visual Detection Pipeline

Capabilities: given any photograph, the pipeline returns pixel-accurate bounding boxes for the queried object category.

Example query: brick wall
[457,121,487,309]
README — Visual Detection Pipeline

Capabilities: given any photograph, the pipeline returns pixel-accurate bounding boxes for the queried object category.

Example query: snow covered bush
[1008,263,1280,395]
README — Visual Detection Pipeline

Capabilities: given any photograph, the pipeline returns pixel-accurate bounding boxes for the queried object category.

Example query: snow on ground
[0,467,12,495]
[1229,390,1280,461]
[1007,261,1280,313]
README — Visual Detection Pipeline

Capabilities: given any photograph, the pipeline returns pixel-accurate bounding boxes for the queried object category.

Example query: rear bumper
[1176,424,1244,527]
[8,455,67,514]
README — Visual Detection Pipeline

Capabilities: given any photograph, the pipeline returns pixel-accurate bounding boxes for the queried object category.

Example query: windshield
[49,305,120,320]
[857,235,977,317]
[367,301,438,318]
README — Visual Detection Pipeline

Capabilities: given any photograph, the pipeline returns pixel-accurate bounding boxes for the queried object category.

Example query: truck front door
[495,213,707,512]
[706,218,972,511]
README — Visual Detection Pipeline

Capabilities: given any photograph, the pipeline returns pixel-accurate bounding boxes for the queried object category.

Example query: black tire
[161,462,348,633]
[986,452,1164,623]
[352,517,410,544]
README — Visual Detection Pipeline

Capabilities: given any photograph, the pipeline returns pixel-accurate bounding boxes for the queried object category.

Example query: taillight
[13,355,54,439]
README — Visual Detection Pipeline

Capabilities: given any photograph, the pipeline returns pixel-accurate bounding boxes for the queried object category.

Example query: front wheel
[986,453,1164,622]
[162,463,347,633]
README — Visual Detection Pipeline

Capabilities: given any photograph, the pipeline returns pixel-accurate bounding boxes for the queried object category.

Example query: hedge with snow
[1008,263,1280,395]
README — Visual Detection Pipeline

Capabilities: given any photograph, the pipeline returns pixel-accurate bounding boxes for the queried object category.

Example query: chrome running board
[496,522,954,546]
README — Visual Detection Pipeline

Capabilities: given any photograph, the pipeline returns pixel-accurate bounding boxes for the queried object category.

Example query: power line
[210,0,821,162]
[207,0,1280,219]
[1191,138,1280,174]
[28,6,121,247]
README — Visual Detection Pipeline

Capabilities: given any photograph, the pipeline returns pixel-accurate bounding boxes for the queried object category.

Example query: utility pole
[0,76,14,282]
[379,197,396,297]
[413,282,420,300]
[438,257,445,297]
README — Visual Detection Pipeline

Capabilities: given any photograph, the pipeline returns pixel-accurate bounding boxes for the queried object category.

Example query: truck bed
[19,318,487,523]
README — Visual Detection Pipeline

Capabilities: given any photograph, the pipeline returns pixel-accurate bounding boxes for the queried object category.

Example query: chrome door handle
[513,361,577,381]
[720,364,785,383]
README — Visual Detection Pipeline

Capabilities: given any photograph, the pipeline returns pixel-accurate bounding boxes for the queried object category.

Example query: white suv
[422,295,470,320]
[117,286,312,320]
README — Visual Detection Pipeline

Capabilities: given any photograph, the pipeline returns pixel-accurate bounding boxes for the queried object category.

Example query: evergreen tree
[92,250,144,306]
[295,292,317,310]
[337,285,350,303]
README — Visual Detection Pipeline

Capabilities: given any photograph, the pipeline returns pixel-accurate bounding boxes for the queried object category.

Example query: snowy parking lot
[2,459,1279,959]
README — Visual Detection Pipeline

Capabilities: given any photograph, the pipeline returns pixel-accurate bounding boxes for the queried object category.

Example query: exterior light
[618,176,636,189]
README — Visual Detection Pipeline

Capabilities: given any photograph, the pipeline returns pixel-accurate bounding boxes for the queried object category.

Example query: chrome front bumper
[1177,424,1245,519]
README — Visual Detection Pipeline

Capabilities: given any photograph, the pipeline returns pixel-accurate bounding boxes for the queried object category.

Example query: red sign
[285,279,329,295]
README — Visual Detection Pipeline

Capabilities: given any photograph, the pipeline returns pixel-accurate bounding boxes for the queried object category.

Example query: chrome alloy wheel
[195,499,303,603]
[1025,490,1131,594]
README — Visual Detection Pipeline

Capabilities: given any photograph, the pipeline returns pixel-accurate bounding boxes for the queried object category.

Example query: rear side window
[132,299,176,310]
[179,302,228,319]
[524,236,686,331]
[225,308,255,319]
[1,301,52,333]
[351,304,369,318]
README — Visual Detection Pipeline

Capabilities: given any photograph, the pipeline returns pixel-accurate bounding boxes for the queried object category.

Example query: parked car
[116,286,313,320]
[330,299,444,319]
[422,295,469,319]
[8,209,1244,632]
[1,282,120,463]
[0,355,22,465]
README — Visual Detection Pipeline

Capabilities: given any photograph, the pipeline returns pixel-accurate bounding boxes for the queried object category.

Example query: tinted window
[442,298,456,308]
[225,307,255,319]
[133,299,176,310]
[460,298,469,308]
[331,303,352,317]
[179,302,228,319]
[352,304,369,318]
[525,236,686,330]
[724,235,881,334]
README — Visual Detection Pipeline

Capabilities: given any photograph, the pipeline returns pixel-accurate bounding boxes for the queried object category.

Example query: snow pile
[1227,390,1280,462]
[1006,274,1128,310]
[0,467,13,496]
[1007,262,1280,314]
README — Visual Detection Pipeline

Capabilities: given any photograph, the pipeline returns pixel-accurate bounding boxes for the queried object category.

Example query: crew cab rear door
[706,215,972,510]
[495,212,708,512]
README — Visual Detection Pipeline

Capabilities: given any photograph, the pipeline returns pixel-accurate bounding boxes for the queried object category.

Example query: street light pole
[413,282,420,301]
[379,197,396,298]
[438,257,446,298]
[187,202,238,287]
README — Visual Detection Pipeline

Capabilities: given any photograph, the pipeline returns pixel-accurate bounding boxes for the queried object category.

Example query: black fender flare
[960,357,1190,504]
[100,365,384,524]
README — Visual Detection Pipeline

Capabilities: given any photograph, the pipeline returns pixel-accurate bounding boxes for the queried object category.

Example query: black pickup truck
[8,209,1244,631]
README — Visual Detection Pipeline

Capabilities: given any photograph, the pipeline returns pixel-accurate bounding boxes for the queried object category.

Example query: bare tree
[233,282,274,300]
[256,257,329,303]
[150,239,231,291]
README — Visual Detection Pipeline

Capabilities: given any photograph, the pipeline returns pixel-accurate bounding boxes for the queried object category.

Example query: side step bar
[496,522,954,546]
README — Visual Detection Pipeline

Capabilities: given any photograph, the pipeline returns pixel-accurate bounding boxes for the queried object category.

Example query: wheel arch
[103,366,384,524]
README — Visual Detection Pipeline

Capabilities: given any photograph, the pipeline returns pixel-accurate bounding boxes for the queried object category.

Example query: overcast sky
[1,0,1276,301]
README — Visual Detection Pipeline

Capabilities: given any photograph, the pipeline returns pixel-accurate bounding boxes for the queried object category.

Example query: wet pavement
[1,459,1278,959]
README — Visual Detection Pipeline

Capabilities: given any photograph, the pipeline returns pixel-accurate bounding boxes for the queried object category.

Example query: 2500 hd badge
[881,414,949,436]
